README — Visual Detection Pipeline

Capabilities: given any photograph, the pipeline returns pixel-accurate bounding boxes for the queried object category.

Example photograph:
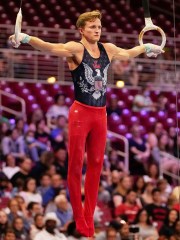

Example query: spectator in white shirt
[30,213,44,240]
[34,212,67,240]
[46,93,69,120]
[19,178,42,206]
[2,154,20,179]
[132,85,157,112]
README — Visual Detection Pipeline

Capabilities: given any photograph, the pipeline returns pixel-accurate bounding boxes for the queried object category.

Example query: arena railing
[0,24,179,89]
[108,130,129,173]
[0,90,26,120]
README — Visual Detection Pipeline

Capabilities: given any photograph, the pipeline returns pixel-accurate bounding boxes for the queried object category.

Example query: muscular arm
[9,34,82,58]
[104,43,145,60]
[28,37,76,57]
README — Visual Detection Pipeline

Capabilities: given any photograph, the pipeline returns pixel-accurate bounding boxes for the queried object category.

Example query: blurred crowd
[111,47,180,87]
[0,92,180,240]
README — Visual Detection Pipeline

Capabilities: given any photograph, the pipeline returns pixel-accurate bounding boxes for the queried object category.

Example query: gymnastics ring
[139,17,166,49]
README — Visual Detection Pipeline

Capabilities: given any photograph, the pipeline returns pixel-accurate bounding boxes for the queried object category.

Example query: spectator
[144,163,160,184]
[171,186,180,203]
[7,198,29,231]
[153,122,165,139]
[14,195,28,219]
[15,117,27,136]
[66,221,86,240]
[145,188,169,231]
[35,119,51,146]
[2,154,20,179]
[46,93,69,120]
[0,172,12,201]
[156,93,168,111]
[159,133,179,177]
[42,174,64,207]
[168,126,177,151]
[141,182,154,206]
[30,108,44,125]
[158,133,171,153]
[50,115,67,150]
[112,59,139,86]
[106,227,119,240]
[113,175,132,207]
[46,164,57,177]
[108,149,124,172]
[34,212,67,240]
[19,178,42,206]
[0,210,9,239]
[115,190,141,224]
[133,208,159,239]
[147,133,179,176]
[129,124,150,175]
[107,96,121,116]
[132,85,156,112]
[95,220,121,240]
[54,194,73,229]
[4,228,16,240]
[119,220,131,240]
[12,216,30,240]
[98,181,111,204]
[159,209,179,238]
[11,158,32,188]
[1,128,26,160]
[54,147,68,180]
[30,151,54,185]
[27,202,43,225]
[30,214,44,240]
[146,132,160,164]
[157,178,172,204]
[37,174,51,196]
[25,130,49,162]
[0,121,10,142]
[169,220,180,240]
[106,170,121,195]
[133,176,145,196]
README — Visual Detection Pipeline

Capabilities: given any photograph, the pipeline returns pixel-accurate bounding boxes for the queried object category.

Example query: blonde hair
[76,10,102,28]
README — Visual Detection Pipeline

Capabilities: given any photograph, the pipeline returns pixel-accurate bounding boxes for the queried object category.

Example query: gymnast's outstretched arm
[9,33,81,58]
[104,42,164,60]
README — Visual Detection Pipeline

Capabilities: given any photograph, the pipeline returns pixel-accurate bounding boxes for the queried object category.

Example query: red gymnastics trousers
[68,100,107,237]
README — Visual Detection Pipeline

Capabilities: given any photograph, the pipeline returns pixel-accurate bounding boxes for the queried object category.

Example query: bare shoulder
[64,41,84,54]
[102,43,118,60]
[103,42,117,51]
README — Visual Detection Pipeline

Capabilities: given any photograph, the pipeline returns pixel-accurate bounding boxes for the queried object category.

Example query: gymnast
[9,10,164,238]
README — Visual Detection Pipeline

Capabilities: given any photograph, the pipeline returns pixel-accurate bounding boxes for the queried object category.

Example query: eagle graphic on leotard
[80,62,110,100]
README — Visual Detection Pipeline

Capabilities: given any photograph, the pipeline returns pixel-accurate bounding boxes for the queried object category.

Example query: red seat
[116,124,128,136]
[108,113,122,132]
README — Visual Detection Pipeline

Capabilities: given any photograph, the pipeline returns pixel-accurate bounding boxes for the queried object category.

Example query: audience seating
[1,82,179,137]
[0,0,178,36]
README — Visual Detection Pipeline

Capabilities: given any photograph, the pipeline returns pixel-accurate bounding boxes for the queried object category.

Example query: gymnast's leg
[84,112,107,237]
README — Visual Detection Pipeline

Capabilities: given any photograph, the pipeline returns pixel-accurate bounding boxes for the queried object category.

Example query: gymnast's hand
[144,43,165,58]
[9,33,31,48]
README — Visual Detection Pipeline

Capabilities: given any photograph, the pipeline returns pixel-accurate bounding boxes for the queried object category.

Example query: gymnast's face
[80,18,102,42]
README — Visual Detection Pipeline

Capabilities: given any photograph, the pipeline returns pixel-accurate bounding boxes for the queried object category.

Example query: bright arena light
[116,80,124,88]
[47,76,56,83]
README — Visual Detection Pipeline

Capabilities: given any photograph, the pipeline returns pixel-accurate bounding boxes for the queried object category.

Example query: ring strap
[142,0,151,18]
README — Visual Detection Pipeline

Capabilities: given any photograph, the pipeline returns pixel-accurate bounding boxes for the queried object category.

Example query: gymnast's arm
[104,43,164,60]
[28,37,80,57]
[9,34,80,57]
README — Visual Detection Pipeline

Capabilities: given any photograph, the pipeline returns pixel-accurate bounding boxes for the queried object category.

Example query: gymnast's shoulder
[51,41,83,57]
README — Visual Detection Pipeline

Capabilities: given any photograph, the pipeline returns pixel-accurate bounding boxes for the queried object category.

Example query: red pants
[68,101,107,236]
